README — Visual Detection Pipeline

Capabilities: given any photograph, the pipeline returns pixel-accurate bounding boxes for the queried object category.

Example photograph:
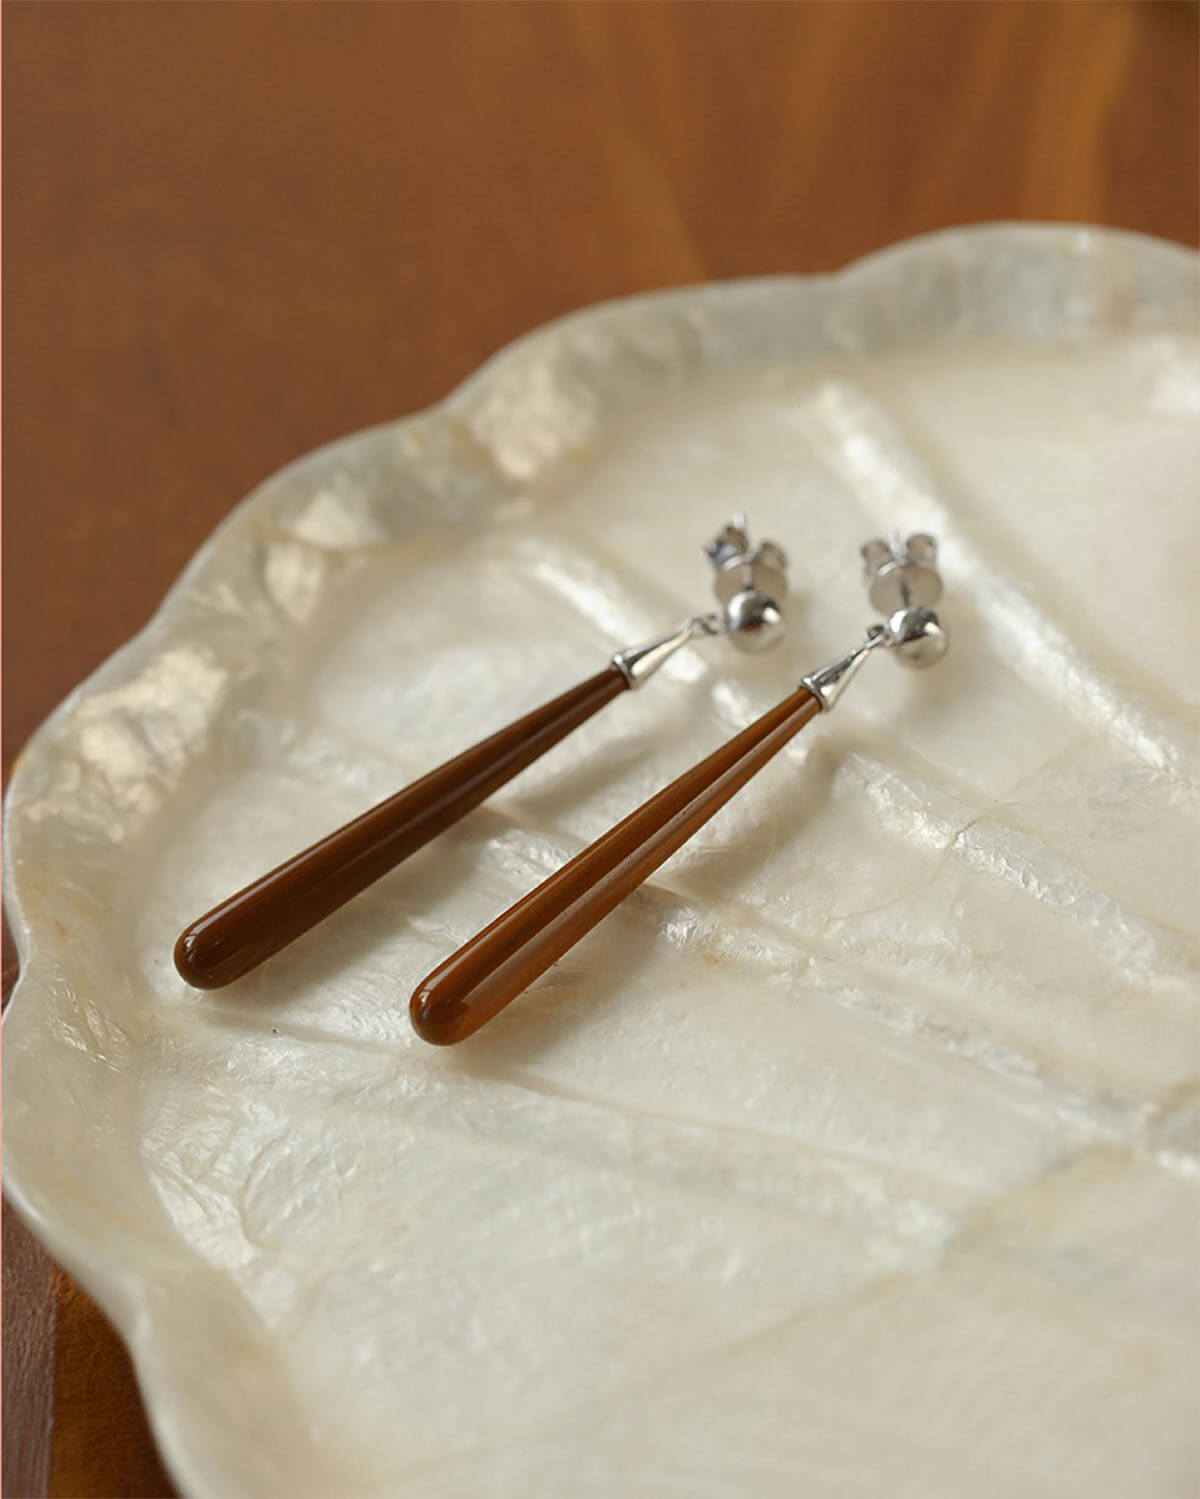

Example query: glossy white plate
[5,226,1198,1499]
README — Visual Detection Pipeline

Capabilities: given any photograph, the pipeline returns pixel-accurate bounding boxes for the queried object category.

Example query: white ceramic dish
[5,226,1198,1499]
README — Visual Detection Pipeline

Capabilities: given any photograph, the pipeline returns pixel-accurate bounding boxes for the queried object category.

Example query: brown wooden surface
[2,3,1196,1495]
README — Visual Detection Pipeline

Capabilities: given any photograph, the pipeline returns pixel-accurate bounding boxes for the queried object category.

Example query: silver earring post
[800,533,949,711]
[612,515,789,686]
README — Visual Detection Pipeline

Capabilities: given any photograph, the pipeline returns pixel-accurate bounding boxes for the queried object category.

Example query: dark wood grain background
[3,3,1196,1495]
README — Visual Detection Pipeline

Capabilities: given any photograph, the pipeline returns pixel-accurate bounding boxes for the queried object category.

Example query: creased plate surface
[5,226,1198,1499]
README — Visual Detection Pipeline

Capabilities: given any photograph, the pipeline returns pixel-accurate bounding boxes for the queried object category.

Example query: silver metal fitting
[610,514,791,688]
[612,614,720,688]
[862,533,941,608]
[861,533,948,670]
[705,514,788,654]
[801,533,948,710]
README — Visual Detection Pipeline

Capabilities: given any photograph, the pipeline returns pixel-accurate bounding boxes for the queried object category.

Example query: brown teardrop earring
[174,518,790,990]
[409,534,948,1045]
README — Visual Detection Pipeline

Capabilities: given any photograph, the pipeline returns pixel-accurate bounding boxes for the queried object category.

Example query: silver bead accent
[721,591,786,654]
[705,514,789,654]
[884,604,948,669]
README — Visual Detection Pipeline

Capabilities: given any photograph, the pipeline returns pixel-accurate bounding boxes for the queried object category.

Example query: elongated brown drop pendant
[174,516,795,992]
[410,686,821,1044]
[175,666,627,989]
[410,529,953,1046]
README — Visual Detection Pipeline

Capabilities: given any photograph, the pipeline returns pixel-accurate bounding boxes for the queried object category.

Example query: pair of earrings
[175,522,947,1045]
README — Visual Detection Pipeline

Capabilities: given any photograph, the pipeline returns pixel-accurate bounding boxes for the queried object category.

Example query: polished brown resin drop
[175,665,628,989]
[410,685,821,1044]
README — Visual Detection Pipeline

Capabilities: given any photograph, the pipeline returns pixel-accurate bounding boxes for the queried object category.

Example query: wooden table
[3,3,1196,1494]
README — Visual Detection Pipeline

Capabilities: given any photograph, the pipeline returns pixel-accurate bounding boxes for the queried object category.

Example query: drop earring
[409,534,948,1046]
[175,517,791,989]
